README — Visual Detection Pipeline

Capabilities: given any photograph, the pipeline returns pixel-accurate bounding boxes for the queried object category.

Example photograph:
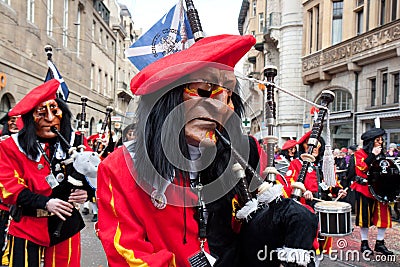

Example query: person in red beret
[0,112,23,141]
[0,111,23,264]
[350,128,394,255]
[0,79,93,267]
[96,35,317,267]
[277,139,298,162]
[285,131,347,256]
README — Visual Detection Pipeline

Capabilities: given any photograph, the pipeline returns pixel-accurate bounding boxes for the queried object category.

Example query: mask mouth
[187,117,220,128]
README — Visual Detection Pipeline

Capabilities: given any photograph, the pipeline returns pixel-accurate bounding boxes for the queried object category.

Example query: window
[331,90,352,112]
[99,28,103,45]
[252,1,257,17]
[104,73,108,96]
[110,76,114,96]
[63,0,68,47]
[0,95,11,116]
[391,0,398,21]
[316,6,320,50]
[27,0,35,23]
[90,64,95,90]
[92,21,96,40]
[394,72,399,103]
[258,13,264,33]
[307,5,321,53]
[382,72,388,105]
[332,1,343,45]
[356,9,364,35]
[380,0,387,25]
[97,69,102,93]
[370,78,376,106]
[1,0,10,5]
[46,0,54,37]
[76,6,82,57]
[308,8,313,53]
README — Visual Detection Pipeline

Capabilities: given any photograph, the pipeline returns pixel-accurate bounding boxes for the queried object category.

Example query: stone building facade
[238,0,307,145]
[302,0,400,148]
[0,0,138,137]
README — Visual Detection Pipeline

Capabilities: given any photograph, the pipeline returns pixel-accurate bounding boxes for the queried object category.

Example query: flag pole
[184,0,205,41]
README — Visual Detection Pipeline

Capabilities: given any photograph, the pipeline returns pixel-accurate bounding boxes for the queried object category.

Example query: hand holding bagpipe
[49,126,100,239]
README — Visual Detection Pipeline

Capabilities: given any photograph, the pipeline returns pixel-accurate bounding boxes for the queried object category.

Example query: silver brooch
[37,164,44,170]
[151,190,167,209]
[54,163,61,172]
[56,173,65,183]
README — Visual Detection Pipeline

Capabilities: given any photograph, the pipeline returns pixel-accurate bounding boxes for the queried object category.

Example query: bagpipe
[93,106,114,155]
[181,2,318,265]
[213,70,322,267]
[44,96,101,246]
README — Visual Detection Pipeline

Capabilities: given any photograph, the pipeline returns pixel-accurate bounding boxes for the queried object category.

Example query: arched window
[331,89,352,112]
[0,94,12,118]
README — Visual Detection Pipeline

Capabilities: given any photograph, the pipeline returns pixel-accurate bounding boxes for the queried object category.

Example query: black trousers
[8,235,44,267]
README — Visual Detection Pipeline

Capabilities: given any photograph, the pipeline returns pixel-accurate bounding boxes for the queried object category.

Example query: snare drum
[314,201,352,237]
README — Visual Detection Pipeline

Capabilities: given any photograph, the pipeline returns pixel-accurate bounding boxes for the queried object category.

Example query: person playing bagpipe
[96,34,318,267]
[0,79,96,267]
[285,131,347,257]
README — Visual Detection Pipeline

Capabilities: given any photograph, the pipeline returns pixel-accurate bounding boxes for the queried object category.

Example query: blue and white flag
[45,60,70,101]
[125,0,195,71]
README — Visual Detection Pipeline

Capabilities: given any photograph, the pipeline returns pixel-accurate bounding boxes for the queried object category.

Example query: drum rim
[314,201,352,212]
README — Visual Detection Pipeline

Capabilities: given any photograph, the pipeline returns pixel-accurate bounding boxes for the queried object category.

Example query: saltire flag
[125,0,195,71]
[44,59,70,101]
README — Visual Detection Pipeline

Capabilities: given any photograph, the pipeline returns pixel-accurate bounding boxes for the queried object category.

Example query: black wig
[134,81,252,196]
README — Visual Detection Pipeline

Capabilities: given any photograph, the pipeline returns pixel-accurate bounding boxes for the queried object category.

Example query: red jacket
[97,146,207,267]
[286,158,319,194]
[97,137,269,267]
[350,148,373,198]
[0,136,53,246]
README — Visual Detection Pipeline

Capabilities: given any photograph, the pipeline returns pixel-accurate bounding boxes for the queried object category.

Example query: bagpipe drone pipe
[213,79,338,267]
[44,98,101,245]
[215,130,319,267]
[181,2,315,265]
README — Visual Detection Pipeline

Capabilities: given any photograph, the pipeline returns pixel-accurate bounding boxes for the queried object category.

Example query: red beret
[282,140,297,150]
[130,34,256,95]
[88,133,100,141]
[297,131,312,145]
[9,79,60,116]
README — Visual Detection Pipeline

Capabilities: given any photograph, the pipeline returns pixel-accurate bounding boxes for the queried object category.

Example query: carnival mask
[33,99,62,139]
[7,116,19,134]
[183,68,236,146]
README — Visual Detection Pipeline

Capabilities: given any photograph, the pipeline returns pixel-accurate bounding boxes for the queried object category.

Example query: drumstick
[311,197,325,202]
[334,187,349,202]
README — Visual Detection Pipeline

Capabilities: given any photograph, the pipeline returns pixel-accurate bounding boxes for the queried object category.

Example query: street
[80,212,400,267]
[81,214,107,267]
